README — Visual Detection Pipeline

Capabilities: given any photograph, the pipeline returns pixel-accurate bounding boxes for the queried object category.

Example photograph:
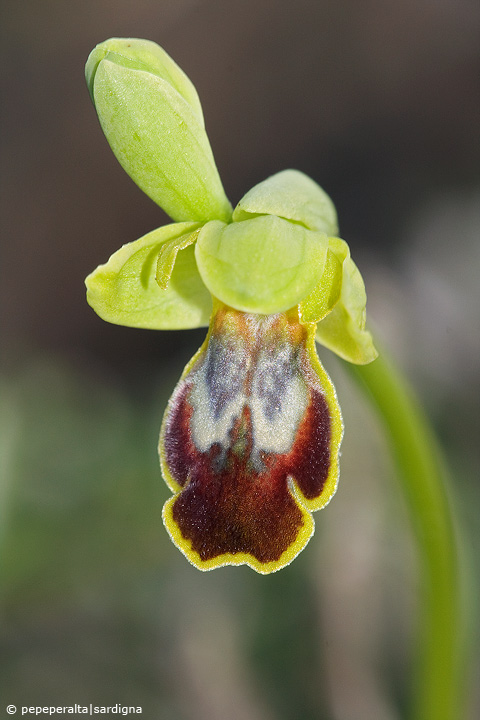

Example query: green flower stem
[345,349,466,720]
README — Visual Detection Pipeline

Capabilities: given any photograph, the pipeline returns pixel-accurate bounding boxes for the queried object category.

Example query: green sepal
[85,222,212,330]
[86,39,232,224]
[232,169,338,235]
[299,248,343,323]
[315,238,378,364]
[194,215,328,314]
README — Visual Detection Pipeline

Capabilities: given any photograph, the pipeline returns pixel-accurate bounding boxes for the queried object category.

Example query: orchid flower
[85,38,377,573]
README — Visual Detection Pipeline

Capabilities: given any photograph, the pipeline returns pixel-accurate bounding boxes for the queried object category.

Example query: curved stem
[344,350,468,720]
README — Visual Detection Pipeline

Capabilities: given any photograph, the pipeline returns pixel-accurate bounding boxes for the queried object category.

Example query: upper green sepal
[85,37,204,120]
[232,169,338,235]
[85,222,212,329]
[85,38,232,224]
[194,215,328,314]
[315,238,378,364]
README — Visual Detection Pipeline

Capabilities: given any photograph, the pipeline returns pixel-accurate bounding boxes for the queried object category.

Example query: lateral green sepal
[85,222,211,330]
[194,215,328,314]
[315,238,378,364]
[232,169,338,235]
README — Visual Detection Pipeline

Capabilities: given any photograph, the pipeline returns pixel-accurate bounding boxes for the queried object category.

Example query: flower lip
[159,302,343,572]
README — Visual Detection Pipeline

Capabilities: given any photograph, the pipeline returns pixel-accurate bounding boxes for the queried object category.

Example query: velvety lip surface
[160,304,342,572]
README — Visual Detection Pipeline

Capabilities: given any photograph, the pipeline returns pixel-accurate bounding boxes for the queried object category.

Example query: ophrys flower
[85,38,377,572]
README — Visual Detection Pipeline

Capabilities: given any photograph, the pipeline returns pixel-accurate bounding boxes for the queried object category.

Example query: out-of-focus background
[1,1,479,718]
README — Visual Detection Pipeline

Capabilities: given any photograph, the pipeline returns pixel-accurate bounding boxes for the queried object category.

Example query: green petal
[195,215,328,314]
[299,248,343,323]
[156,228,201,289]
[232,169,338,235]
[85,222,212,329]
[315,238,378,364]
[86,39,232,224]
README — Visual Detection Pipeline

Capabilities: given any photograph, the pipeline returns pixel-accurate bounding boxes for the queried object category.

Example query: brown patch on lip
[170,389,330,563]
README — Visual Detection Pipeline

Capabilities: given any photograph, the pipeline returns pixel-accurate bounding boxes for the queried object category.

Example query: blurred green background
[1,1,479,718]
